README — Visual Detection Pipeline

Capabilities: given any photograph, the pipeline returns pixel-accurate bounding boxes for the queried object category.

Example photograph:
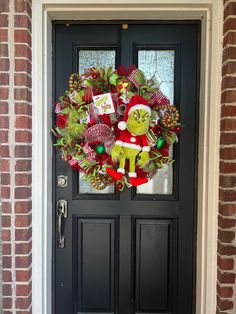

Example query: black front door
[54,22,199,314]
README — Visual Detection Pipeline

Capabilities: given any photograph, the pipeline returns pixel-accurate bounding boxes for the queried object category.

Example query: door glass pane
[78,50,116,73]
[137,50,175,195]
[78,49,116,194]
[79,172,114,194]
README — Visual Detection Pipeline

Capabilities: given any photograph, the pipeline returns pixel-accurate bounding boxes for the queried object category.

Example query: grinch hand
[107,95,151,186]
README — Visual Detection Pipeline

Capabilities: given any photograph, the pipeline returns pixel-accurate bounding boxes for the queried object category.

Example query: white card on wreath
[92,92,115,115]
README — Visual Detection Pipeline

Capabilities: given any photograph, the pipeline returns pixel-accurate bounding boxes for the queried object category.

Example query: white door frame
[32,1,223,313]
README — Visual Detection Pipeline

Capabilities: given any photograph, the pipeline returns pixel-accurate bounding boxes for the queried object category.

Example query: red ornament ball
[67,155,72,161]
[116,183,122,190]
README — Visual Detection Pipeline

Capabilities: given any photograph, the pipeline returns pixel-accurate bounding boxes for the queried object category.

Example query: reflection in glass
[137,50,175,195]
[78,50,116,73]
[79,172,114,194]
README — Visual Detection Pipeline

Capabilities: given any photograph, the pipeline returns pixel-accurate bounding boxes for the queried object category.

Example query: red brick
[219,175,236,188]
[2,284,12,296]
[0,29,8,42]
[2,271,12,282]
[218,242,236,256]
[15,255,32,268]
[218,229,235,243]
[0,145,10,157]
[0,159,10,172]
[0,44,8,58]
[15,227,32,242]
[15,44,32,60]
[1,173,10,185]
[15,173,32,185]
[0,87,9,100]
[15,215,31,228]
[15,59,31,72]
[0,130,8,142]
[15,0,31,14]
[15,145,32,158]
[222,76,236,91]
[0,73,9,85]
[16,270,32,282]
[2,256,12,269]
[15,187,31,199]
[217,297,234,311]
[0,14,8,27]
[220,133,236,145]
[14,72,31,87]
[2,298,12,309]
[218,256,234,270]
[217,269,236,284]
[224,18,236,34]
[2,215,11,228]
[15,296,32,309]
[217,285,233,299]
[0,116,9,128]
[221,90,236,103]
[15,103,32,115]
[223,31,236,46]
[15,242,32,255]
[2,229,11,242]
[224,2,236,18]
[2,243,11,255]
[223,46,236,62]
[15,159,31,172]
[1,186,10,198]
[0,102,8,114]
[14,29,31,45]
[16,283,32,297]
[15,130,32,143]
[219,189,236,202]
[221,118,236,131]
[219,203,236,216]
[14,88,31,102]
[0,0,9,12]
[0,58,9,71]
[15,116,32,129]
[15,201,31,213]
[14,14,31,30]
[218,215,236,229]
[222,61,236,75]
[2,202,11,213]
[220,162,236,175]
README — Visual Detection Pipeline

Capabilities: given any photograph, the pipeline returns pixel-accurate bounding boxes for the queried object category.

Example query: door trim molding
[32,1,223,313]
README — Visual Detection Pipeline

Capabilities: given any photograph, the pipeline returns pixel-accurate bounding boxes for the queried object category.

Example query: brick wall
[217,1,236,313]
[0,0,32,313]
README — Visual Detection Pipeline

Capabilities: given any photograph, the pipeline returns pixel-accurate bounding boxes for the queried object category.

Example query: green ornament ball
[95,144,106,154]
[156,137,166,150]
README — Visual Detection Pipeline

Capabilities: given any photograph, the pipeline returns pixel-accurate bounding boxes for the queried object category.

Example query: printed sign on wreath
[92,92,115,115]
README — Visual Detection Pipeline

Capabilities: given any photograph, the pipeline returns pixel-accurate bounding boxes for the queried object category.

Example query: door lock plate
[57,175,68,188]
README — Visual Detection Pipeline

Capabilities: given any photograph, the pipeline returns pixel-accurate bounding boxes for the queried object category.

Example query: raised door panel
[134,219,177,313]
[74,217,118,313]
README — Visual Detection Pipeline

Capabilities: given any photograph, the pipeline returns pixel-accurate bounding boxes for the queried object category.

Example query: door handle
[57,199,68,248]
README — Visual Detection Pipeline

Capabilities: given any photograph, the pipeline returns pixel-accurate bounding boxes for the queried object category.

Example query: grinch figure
[107,95,151,186]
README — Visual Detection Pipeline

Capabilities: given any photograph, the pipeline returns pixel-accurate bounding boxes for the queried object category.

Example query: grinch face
[126,109,150,135]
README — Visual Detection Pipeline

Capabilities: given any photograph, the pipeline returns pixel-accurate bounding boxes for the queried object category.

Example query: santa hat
[118,95,151,130]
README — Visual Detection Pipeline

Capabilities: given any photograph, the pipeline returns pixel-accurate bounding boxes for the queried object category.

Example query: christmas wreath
[52,65,181,191]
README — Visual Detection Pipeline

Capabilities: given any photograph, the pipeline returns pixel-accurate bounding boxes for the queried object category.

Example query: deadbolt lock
[57,175,68,188]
